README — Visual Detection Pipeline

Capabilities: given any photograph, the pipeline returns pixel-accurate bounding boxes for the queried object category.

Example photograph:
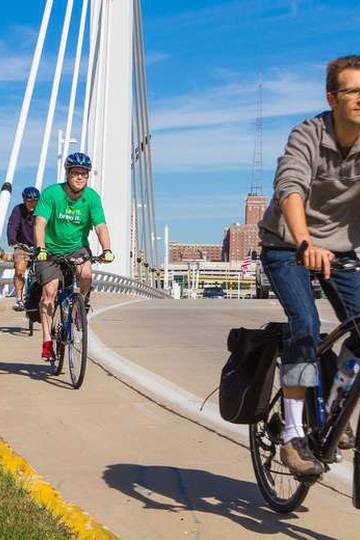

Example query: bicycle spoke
[50,302,65,376]
[68,294,87,389]
[249,361,310,513]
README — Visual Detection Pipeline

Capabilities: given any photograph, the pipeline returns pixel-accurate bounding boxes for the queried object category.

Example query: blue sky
[1,1,360,246]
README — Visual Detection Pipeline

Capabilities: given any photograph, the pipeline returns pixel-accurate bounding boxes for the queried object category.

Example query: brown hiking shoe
[280,437,324,477]
[338,423,355,450]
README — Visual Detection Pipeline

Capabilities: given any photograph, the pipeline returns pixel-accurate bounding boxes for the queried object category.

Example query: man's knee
[14,262,26,279]
[293,312,320,340]
[78,262,92,282]
[41,280,58,302]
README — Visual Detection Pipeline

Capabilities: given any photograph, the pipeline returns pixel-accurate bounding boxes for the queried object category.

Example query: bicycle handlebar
[296,240,360,272]
[47,253,105,266]
[12,243,36,254]
[0,246,112,266]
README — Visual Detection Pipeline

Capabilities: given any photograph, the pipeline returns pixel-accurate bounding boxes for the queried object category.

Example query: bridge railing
[0,262,171,299]
[91,268,170,298]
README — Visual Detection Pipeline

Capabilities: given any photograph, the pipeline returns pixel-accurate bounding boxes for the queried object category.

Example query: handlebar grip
[296,240,309,264]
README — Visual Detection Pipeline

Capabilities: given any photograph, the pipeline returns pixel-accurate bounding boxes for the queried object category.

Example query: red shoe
[42,341,55,361]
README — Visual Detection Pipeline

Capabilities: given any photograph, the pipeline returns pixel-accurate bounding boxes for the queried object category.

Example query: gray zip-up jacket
[259,110,360,252]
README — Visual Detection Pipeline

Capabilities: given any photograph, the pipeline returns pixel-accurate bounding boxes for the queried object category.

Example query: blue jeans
[261,248,360,387]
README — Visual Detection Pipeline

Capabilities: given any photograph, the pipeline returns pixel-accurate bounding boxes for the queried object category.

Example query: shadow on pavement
[103,464,336,540]
[0,325,36,337]
[0,361,73,389]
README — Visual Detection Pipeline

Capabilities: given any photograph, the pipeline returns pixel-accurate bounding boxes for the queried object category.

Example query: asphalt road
[0,295,359,539]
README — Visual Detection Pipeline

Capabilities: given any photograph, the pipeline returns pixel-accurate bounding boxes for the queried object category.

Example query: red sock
[42,340,54,360]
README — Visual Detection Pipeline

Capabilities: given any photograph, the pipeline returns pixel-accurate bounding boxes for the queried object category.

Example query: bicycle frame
[56,267,78,344]
[306,313,360,462]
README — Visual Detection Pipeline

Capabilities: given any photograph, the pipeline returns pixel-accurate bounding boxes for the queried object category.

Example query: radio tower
[250,77,263,196]
[245,78,267,226]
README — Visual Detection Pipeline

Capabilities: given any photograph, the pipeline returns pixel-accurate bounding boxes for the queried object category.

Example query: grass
[0,465,75,540]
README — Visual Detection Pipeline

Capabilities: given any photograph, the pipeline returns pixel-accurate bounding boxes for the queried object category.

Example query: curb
[0,437,118,540]
[88,300,353,490]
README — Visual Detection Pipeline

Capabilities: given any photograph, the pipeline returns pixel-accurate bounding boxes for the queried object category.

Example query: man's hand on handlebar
[36,247,48,262]
[297,241,335,279]
[100,249,115,264]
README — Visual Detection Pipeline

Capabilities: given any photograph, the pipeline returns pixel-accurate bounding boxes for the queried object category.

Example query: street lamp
[57,128,77,182]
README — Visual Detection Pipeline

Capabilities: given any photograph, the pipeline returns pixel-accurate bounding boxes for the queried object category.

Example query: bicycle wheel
[50,302,65,376]
[249,361,310,513]
[353,416,360,508]
[68,293,87,389]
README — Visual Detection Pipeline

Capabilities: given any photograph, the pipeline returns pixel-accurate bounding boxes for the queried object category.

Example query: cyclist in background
[259,55,360,478]
[7,186,40,311]
[34,152,114,361]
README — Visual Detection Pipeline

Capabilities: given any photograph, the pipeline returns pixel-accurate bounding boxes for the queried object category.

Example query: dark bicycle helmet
[64,152,92,171]
[22,186,40,200]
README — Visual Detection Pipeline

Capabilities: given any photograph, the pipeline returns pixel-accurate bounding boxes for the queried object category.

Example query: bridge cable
[91,0,106,192]
[133,48,150,281]
[60,0,89,183]
[135,0,159,272]
[131,122,141,280]
[0,0,54,236]
[80,0,102,152]
[133,2,155,274]
[35,0,75,190]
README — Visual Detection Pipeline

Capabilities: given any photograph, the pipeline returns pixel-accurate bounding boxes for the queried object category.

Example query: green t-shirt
[34,183,106,254]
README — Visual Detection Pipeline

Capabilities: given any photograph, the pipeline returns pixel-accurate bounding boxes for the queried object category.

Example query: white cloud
[157,194,243,221]
[146,51,170,65]
[149,68,327,172]
[150,69,325,132]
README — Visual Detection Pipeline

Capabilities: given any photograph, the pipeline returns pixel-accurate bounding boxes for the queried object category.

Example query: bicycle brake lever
[296,240,309,264]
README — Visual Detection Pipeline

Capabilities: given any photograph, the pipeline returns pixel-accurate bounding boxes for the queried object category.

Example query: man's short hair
[327,55,360,93]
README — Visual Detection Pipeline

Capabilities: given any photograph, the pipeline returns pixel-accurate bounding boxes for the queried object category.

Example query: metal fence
[0,261,171,299]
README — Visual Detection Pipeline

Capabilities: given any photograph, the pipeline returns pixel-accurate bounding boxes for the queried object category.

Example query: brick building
[169,242,222,263]
[223,190,268,262]
[245,192,268,225]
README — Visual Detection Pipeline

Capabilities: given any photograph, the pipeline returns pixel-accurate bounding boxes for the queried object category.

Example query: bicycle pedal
[294,473,322,485]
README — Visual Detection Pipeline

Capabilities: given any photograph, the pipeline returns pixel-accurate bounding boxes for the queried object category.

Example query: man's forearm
[34,217,46,248]
[280,193,312,247]
[95,224,111,251]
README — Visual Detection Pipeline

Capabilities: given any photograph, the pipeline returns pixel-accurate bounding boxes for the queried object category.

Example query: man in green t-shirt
[34,152,114,361]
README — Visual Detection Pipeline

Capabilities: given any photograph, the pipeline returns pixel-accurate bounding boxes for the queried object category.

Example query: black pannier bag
[219,322,285,424]
[24,280,42,323]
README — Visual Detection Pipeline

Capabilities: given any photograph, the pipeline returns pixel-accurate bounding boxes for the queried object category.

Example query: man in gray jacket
[259,55,360,477]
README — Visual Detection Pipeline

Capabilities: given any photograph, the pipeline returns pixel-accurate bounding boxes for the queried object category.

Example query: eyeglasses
[335,87,360,99]
[69,170,89,178]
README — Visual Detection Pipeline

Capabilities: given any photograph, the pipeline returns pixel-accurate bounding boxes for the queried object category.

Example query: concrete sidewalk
[0,294,359,539]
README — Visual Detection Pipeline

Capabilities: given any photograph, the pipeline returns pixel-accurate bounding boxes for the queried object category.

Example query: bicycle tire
[50,302,65,376]
[68,293,87,389]
[353,415,360,508]
[249,362,310,513]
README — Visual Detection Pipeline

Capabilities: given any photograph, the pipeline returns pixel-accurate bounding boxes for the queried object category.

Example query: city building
[245,191,268,225]
[223,223,260,262]
[222,188,268,262]
[169,242,223,263]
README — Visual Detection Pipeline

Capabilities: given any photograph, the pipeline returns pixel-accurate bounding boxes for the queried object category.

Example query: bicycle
[249,255,360,513]
[9,243,38,336]
[49,253,104,389]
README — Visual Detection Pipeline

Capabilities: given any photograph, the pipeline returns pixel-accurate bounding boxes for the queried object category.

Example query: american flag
[240,252,252,274]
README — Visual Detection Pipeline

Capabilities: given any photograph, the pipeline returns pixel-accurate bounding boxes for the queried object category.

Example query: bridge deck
[0,294,358,539]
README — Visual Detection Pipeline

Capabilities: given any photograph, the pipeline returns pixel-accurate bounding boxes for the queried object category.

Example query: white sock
[283,398,305,444]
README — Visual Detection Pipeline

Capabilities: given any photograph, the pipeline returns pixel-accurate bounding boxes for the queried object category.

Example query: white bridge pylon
[0,0,159,281]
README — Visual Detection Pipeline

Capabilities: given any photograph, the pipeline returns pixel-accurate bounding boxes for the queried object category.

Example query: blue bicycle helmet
[64,152,92,171]
[22,186,40,200]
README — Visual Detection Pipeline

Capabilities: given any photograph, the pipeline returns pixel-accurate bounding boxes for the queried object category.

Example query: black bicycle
[49,253,103,389]
[249,256,360,513]
[11,243,38,336]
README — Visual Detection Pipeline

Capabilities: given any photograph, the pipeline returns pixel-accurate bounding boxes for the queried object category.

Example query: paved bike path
[0,295,359,539]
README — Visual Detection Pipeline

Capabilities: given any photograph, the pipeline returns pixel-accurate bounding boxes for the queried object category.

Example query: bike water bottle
[325,359,359,414]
